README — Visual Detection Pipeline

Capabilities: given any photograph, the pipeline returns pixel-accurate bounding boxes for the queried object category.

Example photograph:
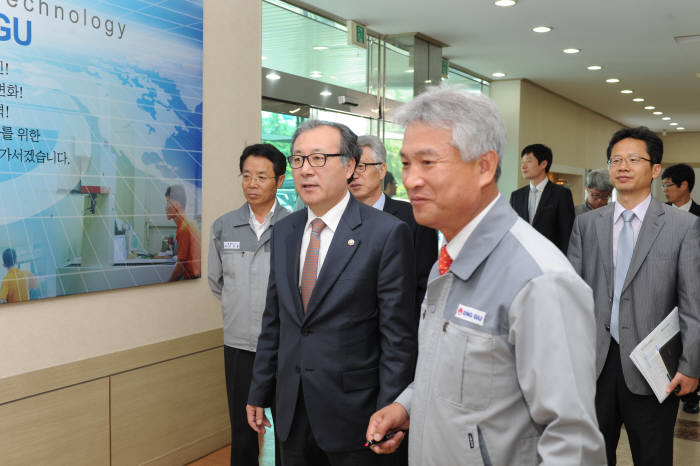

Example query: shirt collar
[529,177,548,192]
[248,199,277,225]
[305,191,350,235]
[372,192,386,211]
[677,199,693,212]
[445,193,501,260]
[614,194,652,224]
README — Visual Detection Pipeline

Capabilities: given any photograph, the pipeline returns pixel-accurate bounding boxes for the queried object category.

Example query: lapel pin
[348,239,355,246]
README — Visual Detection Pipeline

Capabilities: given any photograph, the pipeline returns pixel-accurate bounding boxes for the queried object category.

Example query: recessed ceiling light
[620,89,633,94]
[405,69,414,73]
[677,127,685,130]
[661,117,671,121]
[644,105,655,110]
[320,90,332,97]
[532,26,552,33]
[494,0,517,6]
[563,48,580,54]
[492,72,506,78]
[606,78,620,83]
[313,46,328,50]
[587,65,602,71]
[265,72,281,80]
[632,98,644,102]
[670,122,679,126]
[653,111,663,115]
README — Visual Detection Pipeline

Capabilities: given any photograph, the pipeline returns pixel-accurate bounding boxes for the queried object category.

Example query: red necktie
[438,245,452,276]
[300,218,326,312]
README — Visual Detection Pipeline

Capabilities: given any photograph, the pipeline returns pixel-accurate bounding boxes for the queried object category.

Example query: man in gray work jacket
[208,143,290,466]
[366,85,606,465]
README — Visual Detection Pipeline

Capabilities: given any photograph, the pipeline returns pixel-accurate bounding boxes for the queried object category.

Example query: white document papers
[629,307,681,403]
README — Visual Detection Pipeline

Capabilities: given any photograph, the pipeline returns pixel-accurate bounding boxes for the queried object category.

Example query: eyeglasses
[588,192,610,201]
[607,155,653,167]
[288,153,343,169]
[661,183,677,189]
[356,162,383,173]
[241,173,273,184]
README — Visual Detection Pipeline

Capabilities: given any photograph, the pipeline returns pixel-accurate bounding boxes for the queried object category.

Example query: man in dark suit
[661,163,700,414]
[351,134,438,315]
[568,127,700,466]
[510,143,575,253]
[246,120,417,466]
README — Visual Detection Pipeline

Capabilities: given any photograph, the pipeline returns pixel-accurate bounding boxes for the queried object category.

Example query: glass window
[383,121,407,199]
[447,67,490,95]
[262,0,371,93]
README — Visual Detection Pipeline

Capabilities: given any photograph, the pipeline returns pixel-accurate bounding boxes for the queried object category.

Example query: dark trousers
[280,385,387,466]
[595,339,679,466]
[225,346,281,466]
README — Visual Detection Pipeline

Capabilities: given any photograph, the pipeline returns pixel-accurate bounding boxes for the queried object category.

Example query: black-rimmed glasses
[288,153,343,169]
[356,162,383,173]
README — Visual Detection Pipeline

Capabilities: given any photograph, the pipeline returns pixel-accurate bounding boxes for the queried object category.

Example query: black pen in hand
[364,430,408,448]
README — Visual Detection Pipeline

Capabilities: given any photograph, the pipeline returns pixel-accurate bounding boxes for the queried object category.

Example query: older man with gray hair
[350,135,438,320]
[365,85,606,465]
[576,168,613,215]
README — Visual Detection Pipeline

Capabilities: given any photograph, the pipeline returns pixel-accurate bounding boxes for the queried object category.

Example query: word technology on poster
[0,1,203,304]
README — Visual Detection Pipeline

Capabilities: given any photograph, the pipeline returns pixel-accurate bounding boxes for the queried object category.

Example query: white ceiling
[302,0,700,133]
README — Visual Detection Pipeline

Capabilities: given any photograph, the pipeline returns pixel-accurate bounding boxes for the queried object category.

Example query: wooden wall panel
[110,348,229,466]
[0,379,110,466]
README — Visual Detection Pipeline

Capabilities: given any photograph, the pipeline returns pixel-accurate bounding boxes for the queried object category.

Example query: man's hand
[666,371,699,396]
[365,403,410,455]
[246,404,271,433]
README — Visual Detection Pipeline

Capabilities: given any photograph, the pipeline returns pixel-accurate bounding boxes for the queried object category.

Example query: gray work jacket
[395,196,605,465]
[208,202,290,351]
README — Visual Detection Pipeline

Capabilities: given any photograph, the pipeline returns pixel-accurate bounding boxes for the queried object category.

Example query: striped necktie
[300,218,326,312]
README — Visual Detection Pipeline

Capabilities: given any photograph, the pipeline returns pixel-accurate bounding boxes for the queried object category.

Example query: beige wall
[662,132,700,165]
[0,2,256,379]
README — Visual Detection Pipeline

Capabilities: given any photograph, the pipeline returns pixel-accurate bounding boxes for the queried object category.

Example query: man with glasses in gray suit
[568,126,700,466]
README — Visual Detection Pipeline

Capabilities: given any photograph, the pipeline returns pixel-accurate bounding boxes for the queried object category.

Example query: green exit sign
[347,20,367,49]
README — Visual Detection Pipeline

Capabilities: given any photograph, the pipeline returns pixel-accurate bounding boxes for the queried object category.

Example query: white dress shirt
[529,177,548,215]
[676,199,692,212]
[299,191,351,284]
[249,200,277,240]
[445,194,501,260]
[371,192,386,211]
[612,195,651,267]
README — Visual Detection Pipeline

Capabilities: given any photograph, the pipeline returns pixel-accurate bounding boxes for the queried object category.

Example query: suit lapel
[286,212,307,324]
[594,206,614,299]
[622,199,664,292]
[304,198,361,319]
[533,181,553,223]
[383,197,399,216]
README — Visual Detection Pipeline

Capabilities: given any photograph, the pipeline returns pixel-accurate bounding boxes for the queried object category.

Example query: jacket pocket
[434,322,493,410]
[342,366,378,392]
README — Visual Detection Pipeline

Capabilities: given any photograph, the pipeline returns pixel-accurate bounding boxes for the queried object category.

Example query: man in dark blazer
[568,127,700,466]
[510,143,575,253]
[661,163,700,414]
[247,120,417,466]
[351,135,438,315]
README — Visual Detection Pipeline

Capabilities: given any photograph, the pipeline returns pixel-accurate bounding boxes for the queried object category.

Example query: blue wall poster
[0,1,203,303]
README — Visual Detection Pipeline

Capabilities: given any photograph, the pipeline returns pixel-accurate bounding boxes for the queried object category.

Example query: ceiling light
[606,78,620,83]
[661,117,671,120]
[494,0,517,6]
[587,65,602,71]
[405,68,414,73]
[653,111,663,115]
[620,89,633,94]
[424,79,432,84]
[644,106,655,110]
[492,72,506,78]
[532,26,552,33]
[310,70,322,78]
[313,46,328,50]
[289,108,300,114]
[632,98,644,102]
[676,127,685,130]
[265,72,281,80]
[563,48,580,54]
[320,90,332,97]
[670,122,678,126]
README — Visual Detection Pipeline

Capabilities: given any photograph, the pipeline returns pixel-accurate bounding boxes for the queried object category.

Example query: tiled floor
[189,408,700,465]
